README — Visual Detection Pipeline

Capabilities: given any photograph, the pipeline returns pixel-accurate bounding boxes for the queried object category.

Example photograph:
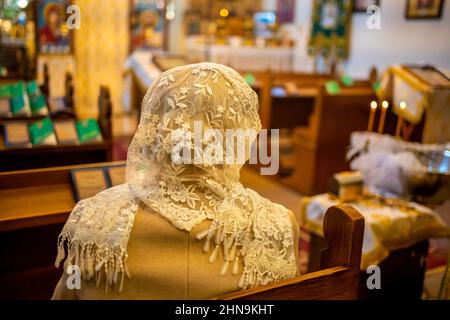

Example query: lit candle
[368,101,378,132]
[395,101,407,137]
[378,100,389,134]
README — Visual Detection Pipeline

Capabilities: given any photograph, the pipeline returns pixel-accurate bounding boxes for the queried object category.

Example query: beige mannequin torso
[52,202,299,300]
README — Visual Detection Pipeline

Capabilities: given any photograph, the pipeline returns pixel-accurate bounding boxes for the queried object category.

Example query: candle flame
[382,101,389,109]
[220,8,229,18]
[400,101,406,110]
[371,101,378,110]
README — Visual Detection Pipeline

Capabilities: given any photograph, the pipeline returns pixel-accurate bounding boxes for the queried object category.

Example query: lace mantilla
[56,63,297,293]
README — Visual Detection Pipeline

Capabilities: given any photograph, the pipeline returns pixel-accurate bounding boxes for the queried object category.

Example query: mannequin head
[127,63,261,190]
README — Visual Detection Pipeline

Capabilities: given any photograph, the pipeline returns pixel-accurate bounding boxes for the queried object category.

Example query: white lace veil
[56,63,297,294]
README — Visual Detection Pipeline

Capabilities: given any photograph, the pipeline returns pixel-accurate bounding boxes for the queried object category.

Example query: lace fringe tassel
[196,223,295,290]
[55,234,130,294]
[197,226,256,289]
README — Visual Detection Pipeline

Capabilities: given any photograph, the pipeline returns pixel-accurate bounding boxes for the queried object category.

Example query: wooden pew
[240,70,379,193]
[0,162,124,299]
[0,87,113,172]
[286,85,376,195]
[307,231,429,299]
[239,71,334,130]
[218,205,364,300]
[269,72,333,130]
[0,164,363,300]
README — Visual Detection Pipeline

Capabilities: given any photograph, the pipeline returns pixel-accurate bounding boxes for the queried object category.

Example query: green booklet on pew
[325,81,341,95]
[10,95,26,115]
[341,75,354,87]
[9,81,31,115]
[29,118,57,146]
[0,83,12,98]
[29,94,49,115]
[76,118,103,143]
[26,80,41,96]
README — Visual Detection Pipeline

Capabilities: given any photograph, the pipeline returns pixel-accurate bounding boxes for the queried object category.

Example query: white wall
[345,0,450,78]
[287,0,450,77]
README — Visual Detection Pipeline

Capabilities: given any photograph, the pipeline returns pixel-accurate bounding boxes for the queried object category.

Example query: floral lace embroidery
[56,63,297,293]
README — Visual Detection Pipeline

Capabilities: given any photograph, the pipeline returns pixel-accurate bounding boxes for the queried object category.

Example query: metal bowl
[412,149,450,202]
[414,149,450,175]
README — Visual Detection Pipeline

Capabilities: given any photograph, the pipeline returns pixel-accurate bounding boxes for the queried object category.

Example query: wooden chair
[217,204,364,300]
[0,162,125,299]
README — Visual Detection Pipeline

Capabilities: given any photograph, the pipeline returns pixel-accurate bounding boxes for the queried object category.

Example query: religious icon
[130,0,164,50]
[321,0,340,29]
[309,0,352,58]
[353,0,381,12]
[405,0,445,19]
[277,0,296,23]
[37,0,72,54]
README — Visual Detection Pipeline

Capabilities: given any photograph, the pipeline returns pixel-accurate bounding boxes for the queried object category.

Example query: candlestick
[395,101,406,137]
[378,100,389,134]
[367,101,378,132]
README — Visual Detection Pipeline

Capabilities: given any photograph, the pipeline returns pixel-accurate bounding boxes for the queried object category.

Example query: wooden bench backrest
[217,204,364,300]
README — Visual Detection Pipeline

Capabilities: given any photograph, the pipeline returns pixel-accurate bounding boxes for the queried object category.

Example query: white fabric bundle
[348,132,448,197]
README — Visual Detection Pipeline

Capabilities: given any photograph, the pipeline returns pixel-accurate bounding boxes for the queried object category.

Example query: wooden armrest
[216,205,364,300]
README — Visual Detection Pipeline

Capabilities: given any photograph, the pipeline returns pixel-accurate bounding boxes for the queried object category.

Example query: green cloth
[29,118,55,145]
[325,81,341,95]
[76,119,102,143]
[341,75,353,86]
[29,94,47,113]
[372,81,381,93]
[244,73,256,86]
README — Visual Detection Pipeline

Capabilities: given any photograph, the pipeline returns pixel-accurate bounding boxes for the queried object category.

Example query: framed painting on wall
[308,0,353,59]
[36,0,72,54]
[277,0,296,23]
[129,0,165,51]
[353,0,380,12]
[405,0,445,19]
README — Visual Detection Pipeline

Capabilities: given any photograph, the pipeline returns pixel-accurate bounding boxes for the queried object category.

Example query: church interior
[0,0,449,301]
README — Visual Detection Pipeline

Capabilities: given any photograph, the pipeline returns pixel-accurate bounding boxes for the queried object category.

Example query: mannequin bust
[52,204,299,299]
[52,63,299,300]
